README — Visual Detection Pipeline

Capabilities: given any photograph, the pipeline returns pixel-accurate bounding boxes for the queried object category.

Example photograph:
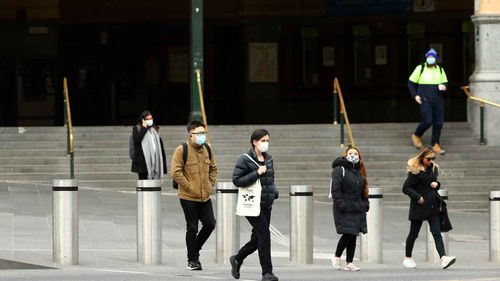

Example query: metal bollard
[53,179,79,265]
[290,185,313,264]
[137,180,162,265]
[426,189,448,263]
[360,188,383,263]
[216,182,240,264]
[490,191,500,262]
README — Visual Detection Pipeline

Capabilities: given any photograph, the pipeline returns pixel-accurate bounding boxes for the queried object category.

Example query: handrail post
[480,102,485,145]
[340,113,345,147]
[333,88,338,125]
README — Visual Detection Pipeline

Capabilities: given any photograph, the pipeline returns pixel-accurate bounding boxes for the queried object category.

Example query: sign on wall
[249,43,278,83]
[322,46,335,67]
[375,45,387,65]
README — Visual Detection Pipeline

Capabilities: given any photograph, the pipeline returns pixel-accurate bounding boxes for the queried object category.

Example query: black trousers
[235,208,273,275]
[405,216,445,258]
[179,198,216,262]
[415,100,444,145]
[335,234,357,263]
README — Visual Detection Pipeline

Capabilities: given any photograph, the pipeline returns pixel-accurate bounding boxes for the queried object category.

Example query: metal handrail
[461,85,500,145]
[461,86,500,108]
[63,77,75,178]
[194,68,211,145]
[332,78,356,147]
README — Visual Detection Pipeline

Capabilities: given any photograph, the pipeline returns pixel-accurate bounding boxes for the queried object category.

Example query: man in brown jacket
[171,120,217,270]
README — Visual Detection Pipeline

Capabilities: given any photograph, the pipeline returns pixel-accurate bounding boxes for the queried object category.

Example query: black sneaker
[229,255,241,279]
[262,272,278,281]
[187,260,202,270]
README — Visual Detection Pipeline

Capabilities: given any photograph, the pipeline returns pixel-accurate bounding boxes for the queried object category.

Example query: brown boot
[412,134,423,149]
[433,143,446,155]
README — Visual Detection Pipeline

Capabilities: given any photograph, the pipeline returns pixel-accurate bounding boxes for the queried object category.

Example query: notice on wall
[430,43,443,63]
[323,46,335,66]
[169,47,189,83]
[249,43,278,83]
[375,45,387,65]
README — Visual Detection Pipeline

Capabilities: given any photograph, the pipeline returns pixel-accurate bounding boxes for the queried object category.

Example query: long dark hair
[136,110,159,131]
[344,146,368,199]
[250,129,269,148]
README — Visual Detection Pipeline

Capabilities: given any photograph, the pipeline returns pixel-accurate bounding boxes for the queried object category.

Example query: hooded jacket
[402,163,441,221]
[232,148,279,210]
[330,157,368,235]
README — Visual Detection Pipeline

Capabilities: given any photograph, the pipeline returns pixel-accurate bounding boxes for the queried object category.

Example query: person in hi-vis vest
[408,48,448,155]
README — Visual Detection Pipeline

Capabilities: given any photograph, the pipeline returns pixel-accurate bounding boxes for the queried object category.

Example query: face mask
[258,142,269,153]
[195,133,207,145]
[346,155,359,164]
[146,119,153,127]
[426,57,436,65]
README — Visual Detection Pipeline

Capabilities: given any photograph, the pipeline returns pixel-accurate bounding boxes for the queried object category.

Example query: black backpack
[173,142,212,189]
[417,62,442,83]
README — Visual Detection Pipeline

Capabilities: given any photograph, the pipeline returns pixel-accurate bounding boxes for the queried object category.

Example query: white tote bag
[235,154,262,217]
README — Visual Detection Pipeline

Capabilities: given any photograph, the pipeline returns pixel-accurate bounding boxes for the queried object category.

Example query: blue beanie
[425,48,438,59]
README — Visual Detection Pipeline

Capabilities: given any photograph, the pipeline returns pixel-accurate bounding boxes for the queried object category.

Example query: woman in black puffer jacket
[330,146,369,271]
[402,145,456,269]
[229,129,279,281]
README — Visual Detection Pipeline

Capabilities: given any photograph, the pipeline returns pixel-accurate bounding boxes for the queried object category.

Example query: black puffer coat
[233,148,279,210]
[402,164,441,221]
[330,157,368,235]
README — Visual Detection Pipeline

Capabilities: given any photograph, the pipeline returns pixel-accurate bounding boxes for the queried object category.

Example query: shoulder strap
[181,143,188,167]
[243,153,260,167]
[341,166,345,178]
[203,143,212,160]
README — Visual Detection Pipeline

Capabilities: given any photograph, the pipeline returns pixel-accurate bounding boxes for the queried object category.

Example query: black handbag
[437,194,453,232]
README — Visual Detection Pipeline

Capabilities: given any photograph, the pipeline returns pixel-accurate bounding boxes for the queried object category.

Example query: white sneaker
[343,262,360,271]
[403,257,417,268]
[331,255,342,270]
[441,255,456,269]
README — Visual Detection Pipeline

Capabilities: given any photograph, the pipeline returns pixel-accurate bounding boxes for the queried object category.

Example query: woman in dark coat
[402,145,456,269]
[130,110,167,180]
[229,129,279,281]
[330,146,369,271]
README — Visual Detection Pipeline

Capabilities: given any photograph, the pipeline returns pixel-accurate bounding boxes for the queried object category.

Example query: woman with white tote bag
[229,129,279,281]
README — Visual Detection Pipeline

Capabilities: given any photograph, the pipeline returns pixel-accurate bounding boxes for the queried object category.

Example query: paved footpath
[0,181,499,281]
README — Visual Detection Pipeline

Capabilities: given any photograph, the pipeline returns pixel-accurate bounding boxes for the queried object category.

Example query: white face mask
[346,155,359,164]
[426,57,436,65]
[146,119,154,127]
[258,142,269,153]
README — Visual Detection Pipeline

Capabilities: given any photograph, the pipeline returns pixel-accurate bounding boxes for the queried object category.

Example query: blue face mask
[146,119,153,127]
[426,57,436,65]
[195,133,207,145]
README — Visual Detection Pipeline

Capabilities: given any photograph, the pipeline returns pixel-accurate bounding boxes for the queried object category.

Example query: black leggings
[405,217,445,258]
[335,234,357,263]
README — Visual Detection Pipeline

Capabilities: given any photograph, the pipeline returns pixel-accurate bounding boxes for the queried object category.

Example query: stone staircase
[0,123,499,212]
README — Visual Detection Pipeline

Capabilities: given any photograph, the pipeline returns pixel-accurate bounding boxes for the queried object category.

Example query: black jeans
[179,198,216,262]
[235,208,273,275]
[335,234,357,263]
[405,216,445,258]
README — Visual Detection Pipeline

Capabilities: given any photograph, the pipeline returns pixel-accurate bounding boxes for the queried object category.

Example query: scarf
[141,127,164,180]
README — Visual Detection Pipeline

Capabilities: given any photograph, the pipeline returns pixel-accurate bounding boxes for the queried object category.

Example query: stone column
[469,0,500,145]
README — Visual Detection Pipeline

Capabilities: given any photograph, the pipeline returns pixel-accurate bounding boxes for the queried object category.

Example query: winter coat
[232,148,279,210]
[402,163,441,221]
[171,141,217,202]
[330,157,368,235]
[131,125,167,175]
